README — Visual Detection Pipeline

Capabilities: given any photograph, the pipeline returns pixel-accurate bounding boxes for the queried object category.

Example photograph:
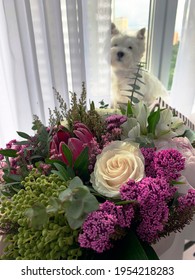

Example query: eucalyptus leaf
[69,176,84,190]
[46,197,61,213]
[66,215,84,230]
[66,199,84,219]
[59,188,73,202]
[25,203,48,229]
[128,84,140,90]
[83,193,99,212]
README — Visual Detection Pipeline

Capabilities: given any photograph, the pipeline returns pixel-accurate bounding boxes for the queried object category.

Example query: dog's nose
[117,51,124,59]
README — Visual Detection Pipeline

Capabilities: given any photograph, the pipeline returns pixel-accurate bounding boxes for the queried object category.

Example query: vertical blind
[0,0,111,147]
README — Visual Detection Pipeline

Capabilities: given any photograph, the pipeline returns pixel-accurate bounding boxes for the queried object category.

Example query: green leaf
[45,158,68,169]
[51,169,68,182]
[25,203,48,229]
[3,173,22,183]
[129,96,140,103]
[128,84,140,90]
[15,140,30,145]
[59,188,73,202]
[66,199,84,219]
[46,197,61,213]
[61,143,73,167]
[69,176,85,190]
[126,101,133,117]
[53,162,70,181]
[147,107,160,135]
[17,131,31,140]
[66,215,84,230]
[133,72,142,78]
[0,149,17,158]
[83,193,99,212]
[74,147,89,180]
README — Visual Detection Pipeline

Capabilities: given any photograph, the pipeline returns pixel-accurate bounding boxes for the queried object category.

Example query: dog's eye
[114,44,118,47]
[128,46,133,50]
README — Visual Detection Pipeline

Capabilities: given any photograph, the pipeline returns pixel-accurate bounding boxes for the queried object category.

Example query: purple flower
[177,189,195,211]
[78,211,117,253]
[154,149,185,181]
[141,147,156,177]
[78,201,134,253]
[100,201,134,228]
[120,177,177,243]
[105,114,127,131]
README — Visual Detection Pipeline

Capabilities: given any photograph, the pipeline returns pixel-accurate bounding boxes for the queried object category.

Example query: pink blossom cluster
[0,139,31,176]
[141,147,185,180]
[78,201,134,253]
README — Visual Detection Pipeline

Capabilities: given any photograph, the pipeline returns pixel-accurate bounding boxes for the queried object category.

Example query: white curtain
[0,0,111,148]
[170,0,195,121]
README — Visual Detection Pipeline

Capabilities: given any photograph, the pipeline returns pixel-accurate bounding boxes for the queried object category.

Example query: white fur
[111,23,169,108]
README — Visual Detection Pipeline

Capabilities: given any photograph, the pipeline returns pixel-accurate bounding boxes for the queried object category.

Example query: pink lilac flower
[141,148,185,181]
[154,149,185,181]
[105,115,127,131]
[78,211,117,253]
[136,200,169,243]
[177,189,195,212]
[78,201,134,253]
[120,177,177,243]
[100,115,127,146]
[99,201,134,228]
[141,148,156,177]
[87,137,102,173]
[1,139,30,176]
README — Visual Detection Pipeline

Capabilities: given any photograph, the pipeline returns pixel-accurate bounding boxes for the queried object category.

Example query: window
[112,0,150,67]
[112,0,184,90]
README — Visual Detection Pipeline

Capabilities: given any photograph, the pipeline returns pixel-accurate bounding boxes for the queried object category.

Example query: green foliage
[56,177,99,229]
[126,63,145,104]
[0,149,17,158]
[147,105,160,135]
[0,171,82,260]
[99,100,109,109]
[26,176,99,231]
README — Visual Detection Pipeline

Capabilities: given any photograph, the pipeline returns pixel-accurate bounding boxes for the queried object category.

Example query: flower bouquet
[0,84,195,260]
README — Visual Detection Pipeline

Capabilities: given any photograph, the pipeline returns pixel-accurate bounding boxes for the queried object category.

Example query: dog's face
[111,24,146,71]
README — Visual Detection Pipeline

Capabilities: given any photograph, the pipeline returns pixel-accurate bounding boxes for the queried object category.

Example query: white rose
[91,141,145,198]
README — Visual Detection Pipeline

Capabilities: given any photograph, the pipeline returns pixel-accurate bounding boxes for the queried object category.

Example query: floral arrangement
[0,84,195,260]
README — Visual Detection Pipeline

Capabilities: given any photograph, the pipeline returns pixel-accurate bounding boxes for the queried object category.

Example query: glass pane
[112,0,150,66]
[168,0,186,90]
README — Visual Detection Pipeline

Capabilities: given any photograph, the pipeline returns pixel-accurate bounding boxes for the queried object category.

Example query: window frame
[147,0,178,88]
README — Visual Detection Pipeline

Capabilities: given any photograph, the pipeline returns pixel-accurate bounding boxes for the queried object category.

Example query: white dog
[111,23,169,108]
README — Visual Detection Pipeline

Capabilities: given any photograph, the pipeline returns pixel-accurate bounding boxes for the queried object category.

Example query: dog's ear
[137,28,146,39]
[111,22,120,36]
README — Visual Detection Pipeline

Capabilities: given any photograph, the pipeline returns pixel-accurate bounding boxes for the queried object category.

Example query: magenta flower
[50,126,71,158]
[59,122,93,164]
